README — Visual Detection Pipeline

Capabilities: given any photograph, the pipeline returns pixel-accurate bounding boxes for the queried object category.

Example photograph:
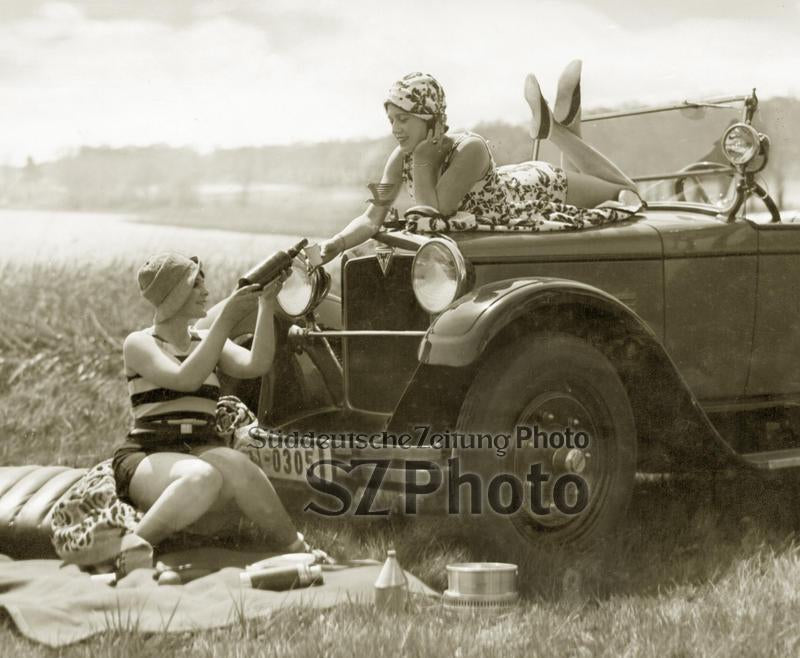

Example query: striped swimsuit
[126,328,220,427]
[112,327,224,501]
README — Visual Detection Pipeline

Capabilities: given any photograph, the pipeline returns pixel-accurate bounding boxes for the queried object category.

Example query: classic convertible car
[220,90,799,553]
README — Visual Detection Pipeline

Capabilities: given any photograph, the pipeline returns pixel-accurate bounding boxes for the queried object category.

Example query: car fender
[419,277,656,367]
[405,277,740,469]
[314,292,342,330]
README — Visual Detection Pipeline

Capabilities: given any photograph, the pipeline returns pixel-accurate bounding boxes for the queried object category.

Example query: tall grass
[3,258,800,655]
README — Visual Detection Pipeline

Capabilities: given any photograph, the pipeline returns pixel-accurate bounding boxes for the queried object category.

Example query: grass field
[3,214,800,655]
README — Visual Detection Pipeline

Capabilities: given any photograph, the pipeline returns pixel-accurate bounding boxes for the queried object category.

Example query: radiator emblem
[375,246,394,276]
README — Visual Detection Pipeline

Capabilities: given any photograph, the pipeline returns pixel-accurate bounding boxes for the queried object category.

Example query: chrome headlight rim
[276,256,331,319]
[722,122,761,168]
[411,237,472,314]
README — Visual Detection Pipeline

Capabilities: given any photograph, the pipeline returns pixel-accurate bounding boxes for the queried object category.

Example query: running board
[741,449,800,470]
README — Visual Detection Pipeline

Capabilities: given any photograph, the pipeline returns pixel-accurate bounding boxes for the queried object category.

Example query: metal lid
[446,562,519,599]
[446,562,517,573]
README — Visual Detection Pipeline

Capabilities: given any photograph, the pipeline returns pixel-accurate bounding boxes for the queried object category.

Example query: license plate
[244,443,332,483]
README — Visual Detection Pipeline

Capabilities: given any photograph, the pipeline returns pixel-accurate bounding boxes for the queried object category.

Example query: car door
[657,216,758,401]
[746,221,800,396]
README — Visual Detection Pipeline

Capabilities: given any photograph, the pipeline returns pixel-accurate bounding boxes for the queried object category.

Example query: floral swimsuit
[401,132,636,232]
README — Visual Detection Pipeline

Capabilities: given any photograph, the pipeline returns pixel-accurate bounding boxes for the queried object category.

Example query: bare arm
[412,136,491,216]
[320,146,405,262]
[123,285,261,392]
[216,280,281,379]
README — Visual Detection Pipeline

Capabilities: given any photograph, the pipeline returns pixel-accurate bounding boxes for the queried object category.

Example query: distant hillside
[1,96,797,211]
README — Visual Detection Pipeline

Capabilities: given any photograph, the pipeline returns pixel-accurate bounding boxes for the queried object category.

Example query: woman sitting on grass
[320,61,640,261]
[111,252,310,553]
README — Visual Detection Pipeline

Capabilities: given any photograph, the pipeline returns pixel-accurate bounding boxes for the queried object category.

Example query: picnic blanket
[0,548,438,647]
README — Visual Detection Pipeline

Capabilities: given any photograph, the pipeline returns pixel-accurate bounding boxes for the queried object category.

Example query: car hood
[446,218,663,262]
[379,209,729,262]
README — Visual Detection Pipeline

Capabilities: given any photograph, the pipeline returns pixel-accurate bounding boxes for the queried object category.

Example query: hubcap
[511,389,605,532]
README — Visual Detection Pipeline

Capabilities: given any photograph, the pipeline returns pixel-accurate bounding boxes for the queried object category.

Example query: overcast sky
[1,0,798,164]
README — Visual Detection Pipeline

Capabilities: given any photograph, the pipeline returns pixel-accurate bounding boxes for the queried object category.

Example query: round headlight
[412,238,471,314]
[277,256,329,318]
[722,123,760,167]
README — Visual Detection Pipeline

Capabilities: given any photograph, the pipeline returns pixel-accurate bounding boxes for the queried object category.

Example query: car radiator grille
[343,254,430,412]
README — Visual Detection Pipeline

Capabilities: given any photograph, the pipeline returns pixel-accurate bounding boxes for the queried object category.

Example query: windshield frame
[532,91,760,214]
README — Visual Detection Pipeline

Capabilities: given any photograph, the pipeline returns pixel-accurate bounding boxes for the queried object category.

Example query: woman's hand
[218,284,262,327]
[217,273,288,379]
[257,271,288,305]
[412,120,447,169]
[318,146,404,263]
[319,236,345,265]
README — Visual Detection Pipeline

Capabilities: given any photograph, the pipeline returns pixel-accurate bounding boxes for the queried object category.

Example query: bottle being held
[238,239,308,289]
[374,549,408,612]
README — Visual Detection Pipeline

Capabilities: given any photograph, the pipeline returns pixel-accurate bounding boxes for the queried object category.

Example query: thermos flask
[240,563,323,590]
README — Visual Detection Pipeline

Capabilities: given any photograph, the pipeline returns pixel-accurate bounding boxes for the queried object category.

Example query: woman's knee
[197,446,254,475]
[129,453,220,510]
[176,461,224,499]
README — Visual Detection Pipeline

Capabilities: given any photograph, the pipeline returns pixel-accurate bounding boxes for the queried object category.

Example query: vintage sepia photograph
[1,0,799,654]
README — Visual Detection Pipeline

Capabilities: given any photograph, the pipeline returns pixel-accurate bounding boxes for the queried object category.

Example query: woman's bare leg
[550,121,637,190]
[565,172,628,207]
[194,446,299,547]
[526,70,635,190]
[128,453,224,545]
[184,498,242,536]
[559,118,581,171]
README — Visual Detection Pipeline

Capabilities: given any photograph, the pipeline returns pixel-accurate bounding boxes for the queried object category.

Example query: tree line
[1,97,797,211]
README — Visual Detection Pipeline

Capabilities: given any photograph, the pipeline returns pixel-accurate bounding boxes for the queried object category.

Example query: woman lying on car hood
[319,62,641,257]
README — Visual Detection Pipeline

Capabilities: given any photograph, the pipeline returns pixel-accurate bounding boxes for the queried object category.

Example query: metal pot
[444,562,519,612]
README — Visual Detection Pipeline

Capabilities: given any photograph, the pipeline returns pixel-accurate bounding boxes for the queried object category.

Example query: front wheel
[455,332,636,552]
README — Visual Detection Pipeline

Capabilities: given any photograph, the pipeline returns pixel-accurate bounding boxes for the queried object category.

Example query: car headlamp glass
[277,256,329,318]
[722,123,760,167]
[412,239,470,314]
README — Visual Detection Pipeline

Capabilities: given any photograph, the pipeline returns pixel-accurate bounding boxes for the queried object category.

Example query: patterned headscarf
[385,72,448,127]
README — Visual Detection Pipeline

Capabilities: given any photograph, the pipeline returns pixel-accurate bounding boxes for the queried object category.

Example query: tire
[454,331,636,553]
